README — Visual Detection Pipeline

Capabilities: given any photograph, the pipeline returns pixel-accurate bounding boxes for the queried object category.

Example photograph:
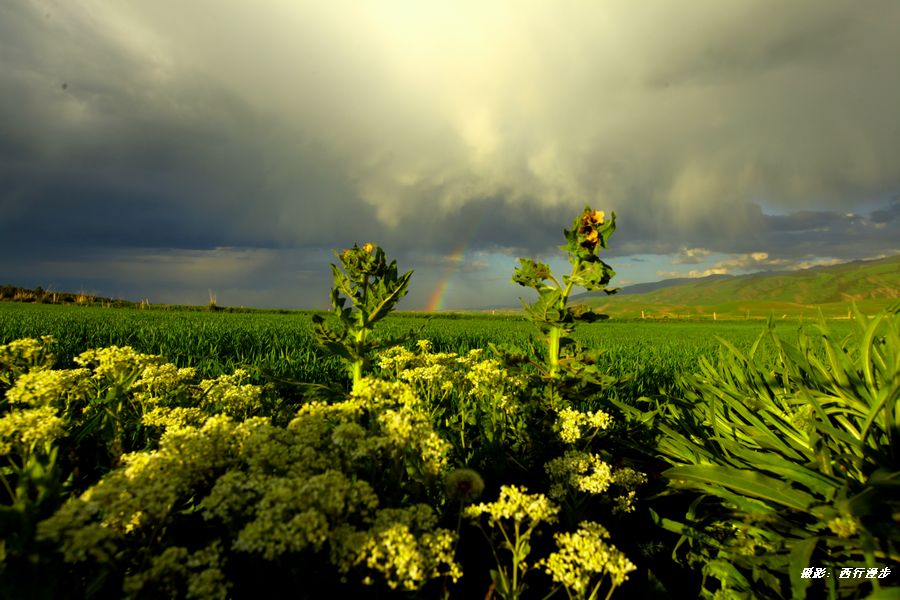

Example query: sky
[2,0,899,310]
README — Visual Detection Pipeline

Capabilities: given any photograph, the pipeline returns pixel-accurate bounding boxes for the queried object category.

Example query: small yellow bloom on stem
[362,243,374,253]
[581,209,605,227]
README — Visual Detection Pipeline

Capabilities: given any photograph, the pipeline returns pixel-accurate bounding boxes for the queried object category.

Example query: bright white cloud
[672,247,712,264]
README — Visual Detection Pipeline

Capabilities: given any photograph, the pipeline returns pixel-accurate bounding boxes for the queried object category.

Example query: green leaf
[512,258,553,289]
[704,558,751,591]
[789,537,818,600]
[366,270,413,324]
[662,465,817,511]
[490,568,511,598]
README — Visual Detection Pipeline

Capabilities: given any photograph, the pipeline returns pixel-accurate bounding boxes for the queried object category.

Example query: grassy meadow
[0,301,855,405]
[0,229,896,599]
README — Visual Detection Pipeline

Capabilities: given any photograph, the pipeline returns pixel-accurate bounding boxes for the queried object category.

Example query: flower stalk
[512,207,617,378]
[313,243,412,387]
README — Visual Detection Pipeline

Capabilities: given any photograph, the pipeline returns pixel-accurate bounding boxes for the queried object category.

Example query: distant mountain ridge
[572,255,900,317]
[572,273,734,299]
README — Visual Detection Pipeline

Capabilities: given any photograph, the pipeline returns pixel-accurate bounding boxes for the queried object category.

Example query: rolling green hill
[581,255,900,319]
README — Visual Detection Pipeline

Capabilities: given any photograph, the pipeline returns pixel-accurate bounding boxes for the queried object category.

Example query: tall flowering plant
[512,207,617,378]
[313,243,413,387]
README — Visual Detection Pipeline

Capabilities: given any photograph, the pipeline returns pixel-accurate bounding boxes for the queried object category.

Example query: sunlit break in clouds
[1,0,898,309]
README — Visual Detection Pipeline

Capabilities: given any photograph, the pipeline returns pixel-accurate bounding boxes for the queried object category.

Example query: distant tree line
[0,285,135,308]
[0,284,317,315]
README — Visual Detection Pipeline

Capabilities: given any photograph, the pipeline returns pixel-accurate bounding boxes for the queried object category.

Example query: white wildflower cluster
[556,407,613,444]
[376,344,417,376]
[545,452,647,509]
[378,342,527,409]
[122,542,230,600]
[36,371,459,594]
[465,485,561,592]
[38,415,247,563]
[546,451,614,498]
[229,470,380,559]
[313,378,452,476]
[198,369,263,419]
[141,406,208,430]
[0,336,56,378]
[465,485,559,527]
[827,515,860,539]
[611,467,648,513]
[376,342,533,461]
[378,342,466,396]
[131,363,197,407]
[6,342,270,440]
[539,521,636,595]
[0,405,65,455]
[202,379,454,589]
[613,490,639,515]
[377,407,450,477]
[1,339,83,458]
[350,377,425,412]
[333,505,461,591]
[75,346,166,388]
[466,358,529,413]
[5,367,91,408]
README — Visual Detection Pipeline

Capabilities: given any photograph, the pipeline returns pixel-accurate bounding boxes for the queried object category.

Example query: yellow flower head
[582,209,605,226]
[362,243,374,253]
[827,515,860,539]
[465,485,559,525]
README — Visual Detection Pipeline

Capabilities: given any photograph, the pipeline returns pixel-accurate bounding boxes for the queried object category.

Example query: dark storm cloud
[1,0,898,308]
[758,199,900,261]
[0,1,382,257]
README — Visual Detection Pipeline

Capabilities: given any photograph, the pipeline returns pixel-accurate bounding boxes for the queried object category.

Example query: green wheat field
[0,301,857,402]
[0,245,897,599]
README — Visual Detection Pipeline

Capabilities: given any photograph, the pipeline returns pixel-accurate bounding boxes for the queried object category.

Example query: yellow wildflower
[827,515,860,539]
[0,406,65,454]
[351,506,461,591]
[0,336,56,373]
[556,408,612,444]
[465,485,559,526]
[362,243,374,253]
[540,521,635,593]
[581,209,605,226]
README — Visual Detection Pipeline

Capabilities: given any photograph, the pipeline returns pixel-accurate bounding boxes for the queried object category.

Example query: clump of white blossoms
[0,336,56,382]
[556,407,612,444]
[539,521,636,598]
[0,405,65,455]
[37,370,459,595]
[466,484,559,525]
[546,408,647,512]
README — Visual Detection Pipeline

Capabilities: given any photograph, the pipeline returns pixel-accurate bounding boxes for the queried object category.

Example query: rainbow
[425,243,468,312]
